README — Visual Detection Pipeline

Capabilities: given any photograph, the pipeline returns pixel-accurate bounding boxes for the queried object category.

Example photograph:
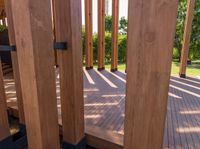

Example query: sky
[81,0,128,32]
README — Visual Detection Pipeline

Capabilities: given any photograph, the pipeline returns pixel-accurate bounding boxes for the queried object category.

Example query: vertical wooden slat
[124,0,179,149]
[98,0,105,71]
[4,0,25,124]
[11,0,60,148]
[179,0,195,78]
[111,0,119,72]
[54,0,85,145]
[85,0,93,70]
[0,59,9,135]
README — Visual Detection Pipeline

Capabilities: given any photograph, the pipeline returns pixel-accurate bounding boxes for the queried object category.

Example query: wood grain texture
[0,60,9,135]
[85,0,93,68]
[4,0,25,123]
[98,0,105,69]
[11,0,60,148]
[54,0,85,144]
[111,0,119,71]
[124,0,179,149]
[179,0,195,76]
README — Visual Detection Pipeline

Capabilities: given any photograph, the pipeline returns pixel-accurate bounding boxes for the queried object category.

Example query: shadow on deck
[4,67,200,149]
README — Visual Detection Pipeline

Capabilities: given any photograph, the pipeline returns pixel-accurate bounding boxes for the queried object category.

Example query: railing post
[111,0,119,72]
[54,0,85,148]
[4,0,25,123]
[124,0,179,149]
[11,0,60,148]
[179,0,195,78]
[98,0,105,71]
[85,0,93,70]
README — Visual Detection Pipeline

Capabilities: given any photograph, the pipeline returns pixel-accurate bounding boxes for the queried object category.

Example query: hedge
[82,29,127,64]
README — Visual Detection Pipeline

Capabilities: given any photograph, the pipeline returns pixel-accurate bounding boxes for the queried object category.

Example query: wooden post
[54,0,85,147]
[0,59,10,135]
[85,0,93,70]
[98,0,105,71]
[179,0,195,78]
[4,0,25,124]
[111,0,119,72]
[11,0,60,148]
[124,0,179,149]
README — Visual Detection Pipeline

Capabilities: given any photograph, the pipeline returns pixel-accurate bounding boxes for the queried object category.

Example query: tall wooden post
[179,0,195,78]
[111,0,119,72]
[98,0,105,71]
[0,59,9,135]
[85,0,93,70]
[4,0,25,124]
[54,0,85,147]
[124,0,179,149]
[11,0,60,148]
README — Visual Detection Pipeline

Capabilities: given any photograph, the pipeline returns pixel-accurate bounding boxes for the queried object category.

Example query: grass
[92,60,200,76]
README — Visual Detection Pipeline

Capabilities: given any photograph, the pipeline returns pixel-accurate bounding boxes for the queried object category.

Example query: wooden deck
[3,66,200,149]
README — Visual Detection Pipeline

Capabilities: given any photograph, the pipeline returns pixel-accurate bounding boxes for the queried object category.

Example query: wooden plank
[4,0,25,124]
[124,0,179,149]
[0,124,9,140]
[111,0,119,72]
[85,125,123,149]
[54,0,85,145]
[11,0,60,148]
[98,0,105,70]
[0,60,9,135]
[85,0,93,69]
[179,0,195,78]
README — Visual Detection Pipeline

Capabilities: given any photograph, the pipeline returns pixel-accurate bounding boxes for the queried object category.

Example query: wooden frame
[111,0,119,72]
[124,0,179,148]
[98,0,105,70]
[85,0,93,70]
[11,0,60,148]
[54,0,85,145]
[4,0,25,123]
[179,0,195,78]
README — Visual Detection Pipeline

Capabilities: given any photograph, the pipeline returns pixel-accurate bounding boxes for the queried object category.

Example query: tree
[119,17,128,34]
[105,15,112,32]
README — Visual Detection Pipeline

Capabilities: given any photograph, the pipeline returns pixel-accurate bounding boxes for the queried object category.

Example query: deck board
[3,68,200,149]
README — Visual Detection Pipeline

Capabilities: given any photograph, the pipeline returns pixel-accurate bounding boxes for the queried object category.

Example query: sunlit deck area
[3,65,200,149]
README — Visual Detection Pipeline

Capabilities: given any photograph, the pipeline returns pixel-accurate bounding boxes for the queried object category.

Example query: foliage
[105,16,112,32]
[0,25,7,32]
[82,27,127,63]
[119,17,128,34]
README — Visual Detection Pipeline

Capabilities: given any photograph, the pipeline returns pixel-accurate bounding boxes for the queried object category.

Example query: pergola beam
[111,0,119,72]
[11,0,60,148]
[85,0,93,70]
[179,0,195,78]
[98,0,105,71]
[54,0,85,147]
[124,0,179,149]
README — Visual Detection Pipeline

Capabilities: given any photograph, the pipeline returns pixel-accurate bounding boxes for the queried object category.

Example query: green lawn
[93,60,200,76]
